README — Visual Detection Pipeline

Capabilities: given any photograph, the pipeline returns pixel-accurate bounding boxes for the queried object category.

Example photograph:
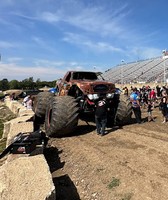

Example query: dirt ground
[44,106,168,200]
[1,102,168,200]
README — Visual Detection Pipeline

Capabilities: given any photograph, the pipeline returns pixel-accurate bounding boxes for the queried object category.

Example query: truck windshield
[72,72,98,80]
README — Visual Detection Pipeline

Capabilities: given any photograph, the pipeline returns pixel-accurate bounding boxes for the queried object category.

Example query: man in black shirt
[95,98,108,136]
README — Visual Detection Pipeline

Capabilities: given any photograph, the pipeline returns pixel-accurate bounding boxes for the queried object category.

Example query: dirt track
[44,106,168,200]
[1,102,168,200]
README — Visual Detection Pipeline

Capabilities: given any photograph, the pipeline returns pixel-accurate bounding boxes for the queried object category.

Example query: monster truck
[34,71,132,137]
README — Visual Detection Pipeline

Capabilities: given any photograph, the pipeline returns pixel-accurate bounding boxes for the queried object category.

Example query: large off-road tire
[45,96,79,137]
[33,92,54,118]
[115,94,132,125]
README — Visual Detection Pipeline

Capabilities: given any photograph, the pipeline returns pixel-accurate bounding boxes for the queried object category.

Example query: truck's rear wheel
[45,96,79,137]
[116,94,132,125]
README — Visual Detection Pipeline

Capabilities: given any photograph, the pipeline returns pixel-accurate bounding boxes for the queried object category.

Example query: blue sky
[0,0,167,81]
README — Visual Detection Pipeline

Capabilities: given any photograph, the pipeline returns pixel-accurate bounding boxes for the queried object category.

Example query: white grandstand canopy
[101,57,168,84]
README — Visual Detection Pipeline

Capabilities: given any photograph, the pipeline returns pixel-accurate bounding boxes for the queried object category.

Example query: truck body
[34,71,132,137]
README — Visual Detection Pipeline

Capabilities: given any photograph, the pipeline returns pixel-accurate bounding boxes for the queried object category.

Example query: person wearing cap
[95,97,108,136]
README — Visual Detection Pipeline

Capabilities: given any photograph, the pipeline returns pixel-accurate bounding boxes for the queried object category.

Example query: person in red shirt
[149,88,156,107]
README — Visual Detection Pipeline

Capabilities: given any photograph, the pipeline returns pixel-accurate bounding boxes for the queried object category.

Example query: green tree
[0,79,9,91]
[9,80,20,89]
[0,77,56,90]
[21,77,35,89]
[36,78,42,89]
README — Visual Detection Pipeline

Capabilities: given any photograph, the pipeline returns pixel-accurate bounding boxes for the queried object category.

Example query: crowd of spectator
[8,93,34,110]
[128,84,168,123]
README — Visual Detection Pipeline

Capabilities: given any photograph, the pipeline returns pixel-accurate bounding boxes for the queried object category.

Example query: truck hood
[71,80,115,94]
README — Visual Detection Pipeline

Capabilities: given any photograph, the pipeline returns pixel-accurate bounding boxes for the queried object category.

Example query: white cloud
[130,47,161,59]
[0,63,65,81]
[41,12,61,23]
[63,32,123,53]
[31,36,57,54]
[32,37,45,46]
[0,0,164,73]
[39,3,129,37]
[0,41,16,48]
[0,59,91,81]
[7,57,23,62]
[34,59,65,67]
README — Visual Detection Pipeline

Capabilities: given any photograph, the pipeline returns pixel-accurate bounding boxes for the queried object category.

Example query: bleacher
[102,56,168,84]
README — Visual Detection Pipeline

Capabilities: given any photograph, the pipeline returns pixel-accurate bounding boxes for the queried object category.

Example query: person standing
[147,100,155,122]
[23,95,30,107]
[123,87,128,96]
[149,88,156,107]
[26,95,34,109]
[26,98,32,109]
[130,88,143,124]
[160,91,168,123]
[95,97,108,136]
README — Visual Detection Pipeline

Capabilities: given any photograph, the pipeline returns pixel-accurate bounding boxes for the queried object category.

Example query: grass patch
[0,138,7,153]
[0,92,4,98]
[0,120,5,153]
[0,120,6,153]
[108,177,120,189]
[0,121,4,139]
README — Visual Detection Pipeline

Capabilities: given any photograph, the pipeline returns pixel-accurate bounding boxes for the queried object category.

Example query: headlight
[87,94,99,100]
[93,94,99,100]
[106,93,114,98]
[87,94,94,100]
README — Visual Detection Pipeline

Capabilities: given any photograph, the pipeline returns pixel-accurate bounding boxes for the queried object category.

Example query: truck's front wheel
[45,96,79,137]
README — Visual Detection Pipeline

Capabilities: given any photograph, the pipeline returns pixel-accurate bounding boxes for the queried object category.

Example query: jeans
[95,116,107,134]
[132,107,142,123]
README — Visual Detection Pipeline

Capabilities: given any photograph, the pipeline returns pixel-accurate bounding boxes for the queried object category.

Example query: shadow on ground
[44,147,81,200]
[71,124,96,137]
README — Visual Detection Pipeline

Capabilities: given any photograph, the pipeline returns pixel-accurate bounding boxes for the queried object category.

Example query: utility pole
[121,60,124,85]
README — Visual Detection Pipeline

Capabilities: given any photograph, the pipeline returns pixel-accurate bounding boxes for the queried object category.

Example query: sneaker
[101,131,108,136]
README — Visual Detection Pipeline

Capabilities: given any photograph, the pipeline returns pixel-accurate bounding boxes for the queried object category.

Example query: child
[147,100,155,122]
